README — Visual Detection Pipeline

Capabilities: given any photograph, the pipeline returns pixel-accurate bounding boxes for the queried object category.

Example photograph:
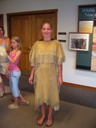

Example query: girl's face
[41,23,52,39]
[11,39,18,49]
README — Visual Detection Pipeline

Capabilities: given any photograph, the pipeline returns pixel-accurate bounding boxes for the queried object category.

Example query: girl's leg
[0,76,5,97]
[0,82,5,93]
[9,72,20,103]
[8,72,20,109]
[14,97,19,105]
[19,93,26,102]
[19,93,29,105]
[0,75,5,92]
[46,106,54,126]
[9,71,29,106]
[37,103,46,125]
[8,72,14,101]
[8,96,19,109]
[0,63,8,95]
[0,81,3,97]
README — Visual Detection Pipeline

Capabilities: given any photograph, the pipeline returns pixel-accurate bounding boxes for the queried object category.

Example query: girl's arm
[58,64,63,86]
[29,66,35,84]
[6,38,11,52]
[7,50,21,63]
[5,63,9,78]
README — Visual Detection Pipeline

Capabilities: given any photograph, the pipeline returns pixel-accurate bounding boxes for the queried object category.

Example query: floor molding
[63,82,96,91]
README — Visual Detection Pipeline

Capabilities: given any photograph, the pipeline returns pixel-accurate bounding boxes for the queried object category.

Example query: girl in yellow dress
[29,21,65,126]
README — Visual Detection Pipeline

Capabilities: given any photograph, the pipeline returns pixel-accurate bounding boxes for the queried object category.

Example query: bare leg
[0,82,5,93]
[18,92,29,105]
[0,75,5,93]
[0,83,3,97]
[19,93,27,102]
[37,103,46,125]
[14,97,19,105]
[0,81,5,97]
[46,106,53,126]
[8,96,19,109]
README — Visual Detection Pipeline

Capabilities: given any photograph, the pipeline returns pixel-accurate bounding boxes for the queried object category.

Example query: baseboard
[63,82,96,91]
[60,82,96,108]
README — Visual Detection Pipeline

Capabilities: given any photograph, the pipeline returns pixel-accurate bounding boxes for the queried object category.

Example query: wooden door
[20,15,32,72]
[0,14,3,27]
[9,15,32,72]
[7,10,57,74]
[34,13,57,40]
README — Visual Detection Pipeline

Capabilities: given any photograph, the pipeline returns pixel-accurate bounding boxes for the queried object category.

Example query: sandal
[8,103,19,109]
[21,101,29,106]
[0,93,3,98]
[0,92,6,98]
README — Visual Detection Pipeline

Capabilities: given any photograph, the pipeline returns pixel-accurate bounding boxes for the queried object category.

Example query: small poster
[79,21,93,33]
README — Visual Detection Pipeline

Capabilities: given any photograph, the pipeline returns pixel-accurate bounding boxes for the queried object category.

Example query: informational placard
[76,5,96,71]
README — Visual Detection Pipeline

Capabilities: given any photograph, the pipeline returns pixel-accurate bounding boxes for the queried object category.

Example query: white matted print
[68,32,90,51]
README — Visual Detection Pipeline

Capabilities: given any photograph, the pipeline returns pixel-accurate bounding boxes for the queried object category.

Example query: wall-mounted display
[76,4,96,71]
[91,19,96,71]
[69,32,89,51]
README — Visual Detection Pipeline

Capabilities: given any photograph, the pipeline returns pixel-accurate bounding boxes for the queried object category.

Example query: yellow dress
[29,40,65,111]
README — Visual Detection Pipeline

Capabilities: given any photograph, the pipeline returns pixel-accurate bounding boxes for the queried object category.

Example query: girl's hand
[58,76,63,86]
[29,66,35,85]
[28,75,34,85]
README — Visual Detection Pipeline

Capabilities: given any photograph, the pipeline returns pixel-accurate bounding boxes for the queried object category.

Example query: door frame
[7,9,58,38]
[0,14,4,26]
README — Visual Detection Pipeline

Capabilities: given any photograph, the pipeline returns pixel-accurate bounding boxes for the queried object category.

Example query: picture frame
[68,32,90,51]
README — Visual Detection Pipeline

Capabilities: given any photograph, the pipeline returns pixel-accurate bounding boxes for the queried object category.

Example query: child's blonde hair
[11,36,22,51]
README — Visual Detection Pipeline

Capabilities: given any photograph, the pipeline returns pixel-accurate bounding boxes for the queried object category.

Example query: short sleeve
[29,43,36,66]
[57,41,65,65]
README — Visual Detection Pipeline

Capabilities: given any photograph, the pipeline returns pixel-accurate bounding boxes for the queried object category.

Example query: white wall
[0,0,96,87]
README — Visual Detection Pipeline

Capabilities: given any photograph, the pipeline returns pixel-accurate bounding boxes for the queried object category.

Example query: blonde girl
[6,36,29,109]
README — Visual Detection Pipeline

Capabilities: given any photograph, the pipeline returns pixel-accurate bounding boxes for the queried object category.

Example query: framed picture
[68,32,90,51]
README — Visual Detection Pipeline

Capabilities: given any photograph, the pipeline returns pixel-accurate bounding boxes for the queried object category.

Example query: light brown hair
[11,36,22,51]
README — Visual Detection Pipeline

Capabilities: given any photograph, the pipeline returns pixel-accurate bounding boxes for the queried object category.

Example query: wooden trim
[7,9,58,37]
[79,4,96,7]
[63,82,96,91]
[7,9,58,16]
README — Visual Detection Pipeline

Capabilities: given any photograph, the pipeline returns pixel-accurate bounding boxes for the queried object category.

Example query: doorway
[7,9,57,74]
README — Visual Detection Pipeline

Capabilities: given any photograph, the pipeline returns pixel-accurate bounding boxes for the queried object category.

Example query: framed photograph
[68,32,90,51]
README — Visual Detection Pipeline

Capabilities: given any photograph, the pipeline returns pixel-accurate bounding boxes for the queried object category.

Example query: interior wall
[0,0,96,87]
